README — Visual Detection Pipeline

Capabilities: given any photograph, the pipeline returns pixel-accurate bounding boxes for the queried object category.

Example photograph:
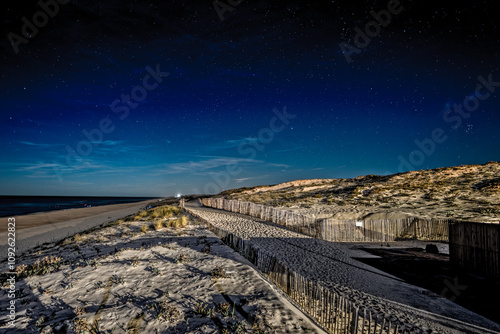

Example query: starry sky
[0,0,499,196]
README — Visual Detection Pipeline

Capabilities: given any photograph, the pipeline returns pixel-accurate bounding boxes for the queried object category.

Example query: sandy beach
[0,200,162,233]
[2,197,499,333]
[0,199,157,257]
[0,203,326,333]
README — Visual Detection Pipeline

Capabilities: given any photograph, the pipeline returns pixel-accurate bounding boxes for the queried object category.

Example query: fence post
[351,306,359,334]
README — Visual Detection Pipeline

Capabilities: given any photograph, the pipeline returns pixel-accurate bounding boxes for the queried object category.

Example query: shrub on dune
[154,220,163,230]
[16,256,63,278]
[146,205,183,219]
[180,215,188,227]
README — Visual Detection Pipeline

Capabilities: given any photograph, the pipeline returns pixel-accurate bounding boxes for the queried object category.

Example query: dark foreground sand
[0,199,158,256]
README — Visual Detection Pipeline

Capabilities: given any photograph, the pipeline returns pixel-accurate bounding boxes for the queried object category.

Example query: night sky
[1,1,499,196]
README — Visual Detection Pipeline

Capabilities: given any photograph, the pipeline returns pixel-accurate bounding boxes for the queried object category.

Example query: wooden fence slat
[202,198,450,243]
[449,221,500,278]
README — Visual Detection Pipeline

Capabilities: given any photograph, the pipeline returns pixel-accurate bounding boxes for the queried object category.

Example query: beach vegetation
[107,219,123,227]
[194,302,214,317]
[211,265,229,279]
[147,265,162,276]
[35,316,46,328]
[148,301,181,322]
[73,233,85,243]
[216,302,231,317]
[170,219,181,229]
[133,210,149,221]
[174,252,190,264]
[154,220,163,230]
[252,324,268,334]
[146,205,182,219]
[95,281,106,289]
[16,256,63,278]
[74,306,86,317]
[175,216,189,228]
[227,320,246,334]
[111,275,124,285]
[166,215,189,229]
[72,317,89,333]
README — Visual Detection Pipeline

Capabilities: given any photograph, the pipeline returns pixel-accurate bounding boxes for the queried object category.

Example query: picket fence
[449,221,500,278]
[186,206,417,334]
[201,198,450,242]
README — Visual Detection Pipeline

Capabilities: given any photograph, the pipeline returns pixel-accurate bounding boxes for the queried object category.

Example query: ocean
[0,196,156,217]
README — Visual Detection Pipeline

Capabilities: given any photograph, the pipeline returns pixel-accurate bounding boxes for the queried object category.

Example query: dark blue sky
[1,1,499,196]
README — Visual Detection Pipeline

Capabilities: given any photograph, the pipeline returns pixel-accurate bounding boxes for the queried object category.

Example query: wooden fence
[186,206,417,334]
[449,221,500,278]
[201,198,450,242]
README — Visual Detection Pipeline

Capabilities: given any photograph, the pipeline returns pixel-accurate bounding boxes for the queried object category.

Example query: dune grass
[147,205,183,219]
[127,206,190,234]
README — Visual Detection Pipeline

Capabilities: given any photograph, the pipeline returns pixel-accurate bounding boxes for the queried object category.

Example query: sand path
[185,201,500,333]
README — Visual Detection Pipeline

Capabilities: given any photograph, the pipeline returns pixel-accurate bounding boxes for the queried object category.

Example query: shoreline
[0,199,161,257]
[0,199,162,233]
[0,196,157,219]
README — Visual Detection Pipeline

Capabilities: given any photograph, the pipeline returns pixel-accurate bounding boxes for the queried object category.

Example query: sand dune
[221,162,500,222]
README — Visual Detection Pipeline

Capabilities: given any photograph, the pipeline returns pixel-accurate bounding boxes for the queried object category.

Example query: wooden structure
[201,198,450,242]
[449,221,500,278]
[187,206,417,334]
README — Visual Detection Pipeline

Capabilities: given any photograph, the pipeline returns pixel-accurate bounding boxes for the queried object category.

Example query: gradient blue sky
[1,1,499,196]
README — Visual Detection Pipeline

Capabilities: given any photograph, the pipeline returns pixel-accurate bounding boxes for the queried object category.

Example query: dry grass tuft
[165,215,189,229]
[147,205,183,219]
[216,302,232,317]
[16,256,63,278]
[154,220,163,230]
[73,234,85,243]
[211,265,229,279]
[174,252,190,264]
[194,302,214,317]
[148,301,181,322]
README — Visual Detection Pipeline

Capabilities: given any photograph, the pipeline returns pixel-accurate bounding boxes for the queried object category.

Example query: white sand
[0,209,326,333]
[0,199,156,257]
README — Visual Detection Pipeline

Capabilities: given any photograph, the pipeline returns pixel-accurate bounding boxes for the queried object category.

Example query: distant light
[175,193,182,198]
